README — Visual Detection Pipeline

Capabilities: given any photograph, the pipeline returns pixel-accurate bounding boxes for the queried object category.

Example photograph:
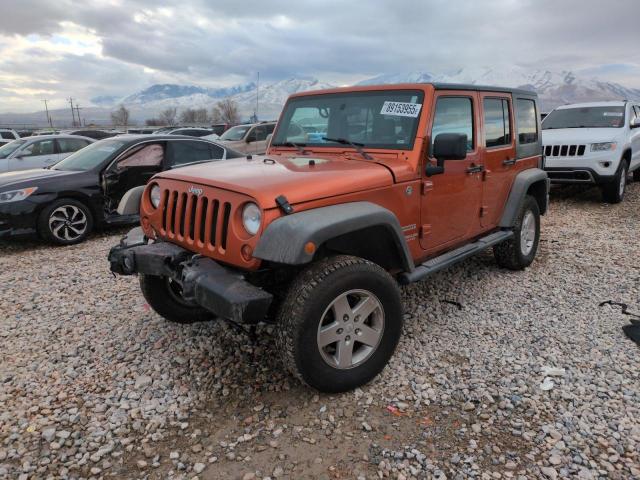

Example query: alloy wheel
[48,205,88,242]
[520,210,536,256]
[316,289,385,369]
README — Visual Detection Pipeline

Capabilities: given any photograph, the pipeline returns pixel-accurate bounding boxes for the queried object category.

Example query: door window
[516,99,538,144]
[431,97,474,151]
[57,138,90,154]
[22,139,55,156]
[483,98,511,148]
[0,131,15,139]
[117,143,164,169]
[167,140,216,167]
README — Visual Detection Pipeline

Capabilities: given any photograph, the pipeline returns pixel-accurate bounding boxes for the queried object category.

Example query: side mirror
[426,133,468,176]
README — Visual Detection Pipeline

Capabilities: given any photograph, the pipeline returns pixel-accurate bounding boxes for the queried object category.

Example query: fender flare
[253,201,414,272]
[499,168,550,227]
[117,186,145,216]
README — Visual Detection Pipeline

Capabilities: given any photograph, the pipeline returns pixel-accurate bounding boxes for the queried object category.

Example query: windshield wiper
[275,141,309,155]
[322,137,373,160]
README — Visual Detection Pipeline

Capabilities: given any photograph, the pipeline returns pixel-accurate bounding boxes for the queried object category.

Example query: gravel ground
[1,181,639,480]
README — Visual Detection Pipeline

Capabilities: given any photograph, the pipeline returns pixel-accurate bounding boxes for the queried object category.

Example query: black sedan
[0,135,243,245]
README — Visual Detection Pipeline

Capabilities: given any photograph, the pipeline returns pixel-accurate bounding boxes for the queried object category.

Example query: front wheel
[140,274,213,324]
[276,255,403,393]
[602,161,628,204]
[493,195,540,270]
[37,198,93,245]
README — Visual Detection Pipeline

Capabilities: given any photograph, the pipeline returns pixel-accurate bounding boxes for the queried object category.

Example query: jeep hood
[156,155,394,208]
[542,128,622,144]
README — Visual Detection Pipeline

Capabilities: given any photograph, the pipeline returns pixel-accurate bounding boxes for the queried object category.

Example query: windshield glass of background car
[0,140,26,159]
[272,90,425,150]
[220,125,250,141]
[53,139,127,171]
[542,106,625,129]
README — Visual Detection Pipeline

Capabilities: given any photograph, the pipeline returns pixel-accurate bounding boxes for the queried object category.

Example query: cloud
[1,0,639,112]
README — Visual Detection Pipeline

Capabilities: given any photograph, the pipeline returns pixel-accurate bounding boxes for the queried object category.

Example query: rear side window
[483,98,511,148]
[22,139,55,156]
[117,143,164,169]
[0,131,15,139]
[57,138,90,153]
[168,140,216,167]
[431,97,474,151]
[516,99,538,144]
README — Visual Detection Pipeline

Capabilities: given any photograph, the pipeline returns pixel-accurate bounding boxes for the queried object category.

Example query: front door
[479,94,517,227]
[10,138,59,170]
[420,92,484,252]
[103,142,164,212]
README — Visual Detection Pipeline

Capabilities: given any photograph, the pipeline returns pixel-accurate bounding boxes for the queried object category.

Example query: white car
[542,101,640,203]
[0,134,94,172]
[0,128,20,146]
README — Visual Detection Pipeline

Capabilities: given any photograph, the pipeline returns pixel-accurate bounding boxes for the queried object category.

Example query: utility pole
[255,71,259,122]
[75,104,82,128]
[42,99,53,128]
[68,98,76,127]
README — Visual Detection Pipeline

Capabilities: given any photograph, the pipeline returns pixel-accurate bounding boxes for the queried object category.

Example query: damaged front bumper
[108,227,272,324]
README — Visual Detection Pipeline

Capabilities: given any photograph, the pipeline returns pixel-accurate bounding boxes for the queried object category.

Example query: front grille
[160,189,233,251]
[544,144,586,157]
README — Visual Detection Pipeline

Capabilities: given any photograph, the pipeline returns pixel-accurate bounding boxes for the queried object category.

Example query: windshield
[543,106,626,129]
[220,125,250,141]
[53,139,127,171]
[0,139,26,159]
[272,89,424,150]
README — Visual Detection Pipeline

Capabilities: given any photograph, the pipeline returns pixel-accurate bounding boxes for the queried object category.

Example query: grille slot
[544,144,587,157]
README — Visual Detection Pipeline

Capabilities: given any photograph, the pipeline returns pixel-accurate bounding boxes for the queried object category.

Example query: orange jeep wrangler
[109,83,549,393]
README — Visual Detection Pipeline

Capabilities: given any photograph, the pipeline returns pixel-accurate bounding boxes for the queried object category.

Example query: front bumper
[108,227,273,324]
[0,200,39,238]
[544,166,616,185]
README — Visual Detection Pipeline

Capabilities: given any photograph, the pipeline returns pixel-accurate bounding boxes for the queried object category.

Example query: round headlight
[242,202,261,236]
[149,184,161,208]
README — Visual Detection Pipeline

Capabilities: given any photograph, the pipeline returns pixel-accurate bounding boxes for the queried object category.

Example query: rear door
[103,142,165,212]
[420,91,484,252]
[479,94,517,227]
[10,138,59,170]
[56,137,92,160]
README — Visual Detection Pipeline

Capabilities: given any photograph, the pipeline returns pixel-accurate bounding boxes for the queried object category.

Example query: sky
[1,0,640,112]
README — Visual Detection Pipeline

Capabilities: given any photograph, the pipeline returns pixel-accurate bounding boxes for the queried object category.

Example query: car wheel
[37,198,94,245]
[139,274,213,324]
[493,195,540,270]
[602,160,628,204]
[276,255,403,393]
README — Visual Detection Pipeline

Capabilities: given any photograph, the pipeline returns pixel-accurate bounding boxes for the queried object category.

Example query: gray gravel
[1,181,639,479]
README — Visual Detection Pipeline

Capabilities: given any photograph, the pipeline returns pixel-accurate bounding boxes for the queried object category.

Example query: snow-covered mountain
[359,67,640,112]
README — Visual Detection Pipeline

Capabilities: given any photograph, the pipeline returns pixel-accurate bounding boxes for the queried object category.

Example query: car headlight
[149,184,161,208]
[0,187,38,203]
[591,142,617,152]
[242,202,261,236]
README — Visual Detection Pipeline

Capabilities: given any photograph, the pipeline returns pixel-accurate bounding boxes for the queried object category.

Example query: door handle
[502,158,516,166]
[466,164,484,174]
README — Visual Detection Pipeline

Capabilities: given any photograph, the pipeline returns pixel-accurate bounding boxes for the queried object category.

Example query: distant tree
[211,98,240,124]
[110,105,130,128]
[180,107,209,124]
[160,107,177,126]
[145,118,163,126]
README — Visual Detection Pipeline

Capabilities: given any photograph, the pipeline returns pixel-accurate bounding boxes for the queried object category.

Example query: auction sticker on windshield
[380,101,422,117]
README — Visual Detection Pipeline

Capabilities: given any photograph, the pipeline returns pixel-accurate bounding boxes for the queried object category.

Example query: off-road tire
[37,198,94,246]
[602,160,628,204]
[493,195,540,270]
[139,274,212,324]
[276,255,403,393]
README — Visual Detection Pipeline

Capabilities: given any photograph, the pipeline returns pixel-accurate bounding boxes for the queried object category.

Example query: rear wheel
[602,160,628,204]
[276,255,403,393]
[38,198,93,245]
[493,195,540,270]
[140,274,212,324]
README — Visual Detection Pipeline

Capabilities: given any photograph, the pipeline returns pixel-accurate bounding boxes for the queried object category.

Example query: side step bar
[398,230,514,285]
